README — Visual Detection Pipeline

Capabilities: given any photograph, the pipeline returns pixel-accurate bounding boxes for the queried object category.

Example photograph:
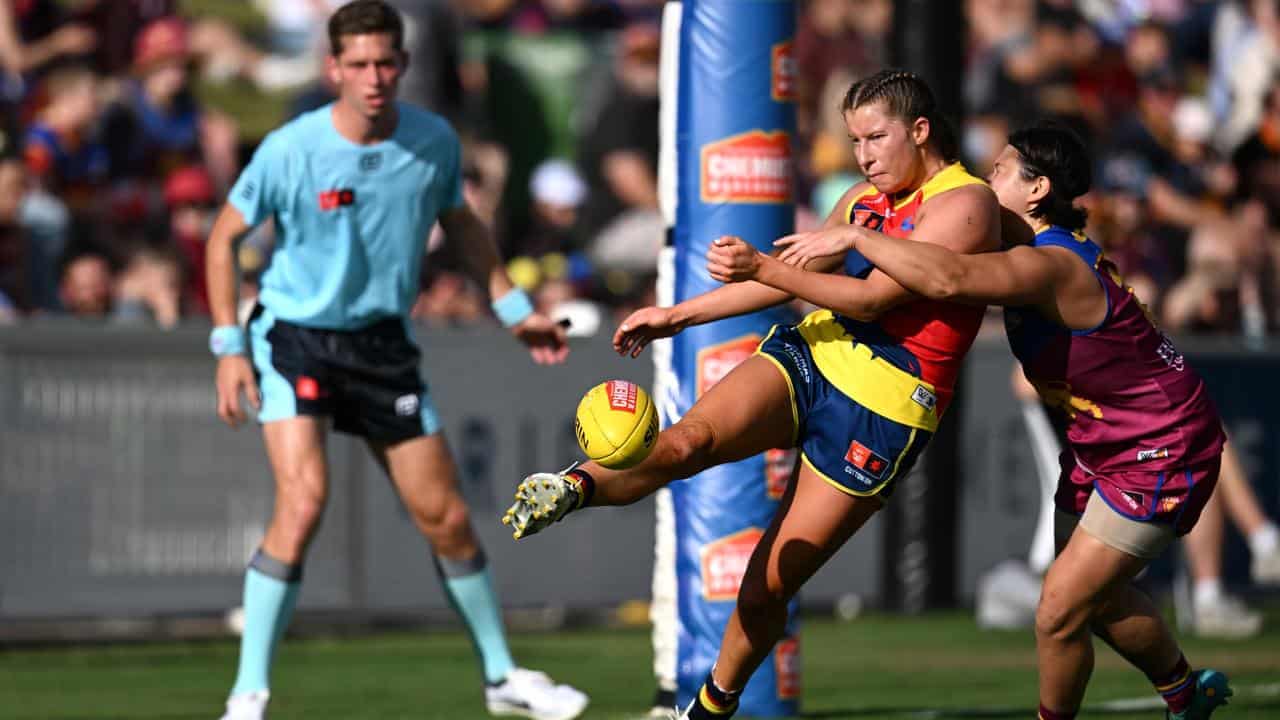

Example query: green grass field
[3,611,1278,719]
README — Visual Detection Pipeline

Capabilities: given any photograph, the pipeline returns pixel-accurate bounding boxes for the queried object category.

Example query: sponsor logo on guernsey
[700,131,792,204]
[1136,447,1170,462]
[295,376,322,401]
[770,41,796,102]
[318,188,355,211]
[851,204,885,231]
[701,528,765,601]
[697,335,761,398]
[911,384,937,411]
[844,440,889,480]
[774,636,801,699]
[606,380,638,413]
[394,393,419,417]
[764,448,796,500]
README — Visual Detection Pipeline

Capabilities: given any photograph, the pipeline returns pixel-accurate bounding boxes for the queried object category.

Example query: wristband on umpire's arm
[492,287,534,328]
[209,325,247,357]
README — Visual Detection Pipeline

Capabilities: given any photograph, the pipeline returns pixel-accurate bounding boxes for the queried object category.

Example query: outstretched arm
[613,182,868,357]
[440,204,569,364]
[711,244,911,321]
[718,184,1002,317]
[851,227,1060,306]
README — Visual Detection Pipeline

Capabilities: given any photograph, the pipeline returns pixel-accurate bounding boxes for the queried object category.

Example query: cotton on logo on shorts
[395,394,419,417]
[701,528,764,601]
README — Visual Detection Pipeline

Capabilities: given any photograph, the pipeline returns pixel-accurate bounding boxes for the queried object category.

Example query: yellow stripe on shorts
[794,310,940,432]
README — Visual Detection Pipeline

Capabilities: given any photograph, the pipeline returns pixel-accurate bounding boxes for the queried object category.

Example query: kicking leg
[505,356,796,538]
[585,355,795,506]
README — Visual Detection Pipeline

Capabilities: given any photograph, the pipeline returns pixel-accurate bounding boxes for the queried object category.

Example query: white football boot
[218,690,269,720]
[485,667,589,720]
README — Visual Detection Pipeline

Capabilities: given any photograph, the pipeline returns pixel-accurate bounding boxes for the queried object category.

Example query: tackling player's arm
[714,184,1000,320]
[438,204,568,364]
[851,232,1061,307]
[613,183,857,358]
[206,202,260,427]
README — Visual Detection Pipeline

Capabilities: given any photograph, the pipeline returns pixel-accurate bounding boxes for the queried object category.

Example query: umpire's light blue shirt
[230,102,463,330]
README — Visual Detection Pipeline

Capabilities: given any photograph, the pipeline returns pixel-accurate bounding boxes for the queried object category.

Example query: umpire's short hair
[329,0,404,56]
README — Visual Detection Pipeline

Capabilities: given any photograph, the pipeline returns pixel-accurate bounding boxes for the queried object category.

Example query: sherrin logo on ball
[575,380,658,470]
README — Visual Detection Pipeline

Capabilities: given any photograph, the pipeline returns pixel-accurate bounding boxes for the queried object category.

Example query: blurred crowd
[0,0,1278,342]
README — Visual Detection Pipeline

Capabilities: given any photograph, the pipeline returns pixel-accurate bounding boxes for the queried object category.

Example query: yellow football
[575,380,659,469]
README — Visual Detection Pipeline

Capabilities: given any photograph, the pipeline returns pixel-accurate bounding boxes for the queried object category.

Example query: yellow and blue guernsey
[756,163,986,498]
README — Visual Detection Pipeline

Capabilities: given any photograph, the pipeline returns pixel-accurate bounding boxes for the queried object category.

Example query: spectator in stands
[23,64,108,213]
[577,22,659,245]
[1091,154,1169,306]
[162,164,216,317]
[795,0,890,140]
[1163,218,1276,337]
[1232,70,1280,223]
[0,158,27,317]
[521,158,586,257]
[67,0,176,77]
[58,251,111,318]
[101,17,238,195]
[1210,0,1280,154]
[0,0,95,91]
[112,246,181,328]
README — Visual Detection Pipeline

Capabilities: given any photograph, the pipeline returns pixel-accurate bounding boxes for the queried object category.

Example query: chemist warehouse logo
[700,131,793,204]
[696,334,761,398]
[771,40,796,102]
[701,527,764,601]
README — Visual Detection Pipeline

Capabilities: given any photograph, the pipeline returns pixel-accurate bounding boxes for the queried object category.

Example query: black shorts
[246,305,441,442]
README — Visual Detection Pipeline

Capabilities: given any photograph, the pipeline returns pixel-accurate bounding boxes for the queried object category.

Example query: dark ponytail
[1008,121,1091,230]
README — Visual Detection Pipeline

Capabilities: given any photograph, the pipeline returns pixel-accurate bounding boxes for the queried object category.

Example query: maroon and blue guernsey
[1004,226,1226,479]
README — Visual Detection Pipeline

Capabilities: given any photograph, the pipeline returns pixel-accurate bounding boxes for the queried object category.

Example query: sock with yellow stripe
[1148,654,1195,714]
[685,671,740,719]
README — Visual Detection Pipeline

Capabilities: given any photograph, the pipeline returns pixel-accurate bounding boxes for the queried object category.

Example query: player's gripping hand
[513,312,570,365]
[502,472,582,539]
[773,226,857,267]
[215,355,261,428]
[706,236,766,283]
[614,306,685,358]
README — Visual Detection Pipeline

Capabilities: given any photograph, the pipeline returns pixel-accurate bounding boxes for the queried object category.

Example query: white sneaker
[486,668,589,720]
[1251,545,1280,585]
[218,690,269,720]
[1191,594,1263,639]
